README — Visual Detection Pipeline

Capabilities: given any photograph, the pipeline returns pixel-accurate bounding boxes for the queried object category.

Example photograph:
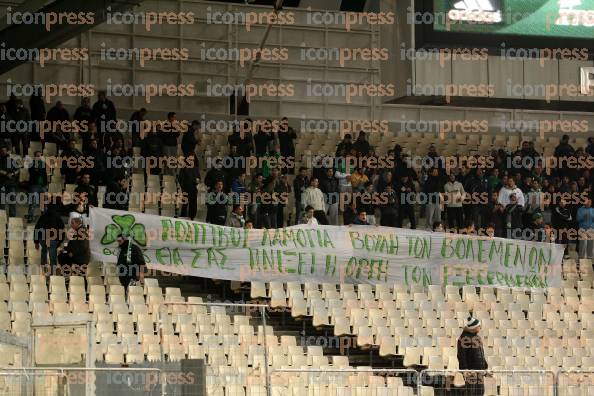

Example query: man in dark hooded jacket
[457,317,488,396]
[116,234,145,293]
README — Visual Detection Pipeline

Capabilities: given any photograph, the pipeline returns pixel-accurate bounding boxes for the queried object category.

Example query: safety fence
[557,370,594,396]
[271,368,419,395]
[0,367,163,396]
[419,369,556,395]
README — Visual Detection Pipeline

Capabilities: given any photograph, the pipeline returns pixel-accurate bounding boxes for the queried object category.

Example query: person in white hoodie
[302,178,328,224]
[443,172,465,232]
[497,177,525,207]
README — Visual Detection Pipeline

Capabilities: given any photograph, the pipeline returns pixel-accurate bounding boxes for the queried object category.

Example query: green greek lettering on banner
[513,244,526,269]
[325,255,336,276]
[346,257,356,278]
[349,232,363,250]
[191,249,204,268]
[207,248,229,269]
[161,220,173,241]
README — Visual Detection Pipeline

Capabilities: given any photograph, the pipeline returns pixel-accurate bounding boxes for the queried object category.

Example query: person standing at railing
[457,317,488,396]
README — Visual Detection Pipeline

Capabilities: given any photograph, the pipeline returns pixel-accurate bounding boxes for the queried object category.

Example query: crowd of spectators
[1,92,594,271]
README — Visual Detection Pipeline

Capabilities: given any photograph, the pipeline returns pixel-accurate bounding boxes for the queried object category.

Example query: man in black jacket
[181,120,199,157]
[293,167,309,225]
[457,317,488,396]
[27,151,48,222]
[11,100,30,155]
[395,173,416,229]
[104,175,129,211]
[61,139,82,184]
[320,168,339,225]
[552,198,572,257]
[0,103,13,149]
[206,180,228,225]
[58,217,90,268]
[74,173,98,213]
[353,131,371,157]
[0,146,19,217]
[34,204,65,274]
[92,91,117,148]
[278,117,297,174]
[159,112,180,175]
[116,234,146,293]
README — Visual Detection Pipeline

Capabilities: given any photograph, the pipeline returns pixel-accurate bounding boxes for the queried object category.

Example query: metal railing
[272,368,418,394]
[0,367,163,396]
[557,370,594,396]
[419,369,556,396]
[162,301,271,396]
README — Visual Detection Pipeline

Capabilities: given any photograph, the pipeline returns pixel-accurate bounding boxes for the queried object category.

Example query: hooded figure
[457,317,488,396]
[116,234,146,293]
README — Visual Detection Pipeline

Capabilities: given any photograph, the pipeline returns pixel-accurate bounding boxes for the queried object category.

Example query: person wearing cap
[457,316,488,396]
[116,234,146,292]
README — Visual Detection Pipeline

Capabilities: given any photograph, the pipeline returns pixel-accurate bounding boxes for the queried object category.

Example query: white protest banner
[89,208,563,289]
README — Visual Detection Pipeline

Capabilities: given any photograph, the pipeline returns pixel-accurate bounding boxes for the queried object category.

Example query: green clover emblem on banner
[101,214,147,246]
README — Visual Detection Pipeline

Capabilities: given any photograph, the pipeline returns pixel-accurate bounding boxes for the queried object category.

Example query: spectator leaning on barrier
[352,210,370,226]
[577,198,594,259]
[300,205,319,226]
[432,221,444,232]
[358,182,377,226]
[457,317,488,396]
[226,204,245,228]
